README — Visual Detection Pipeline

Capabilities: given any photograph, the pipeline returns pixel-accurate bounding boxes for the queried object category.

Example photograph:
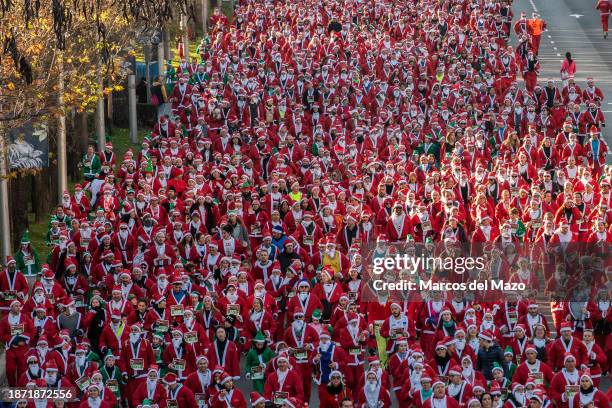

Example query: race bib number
[170,305,184,317]
[130,358,144,371]
[251,366,264,380]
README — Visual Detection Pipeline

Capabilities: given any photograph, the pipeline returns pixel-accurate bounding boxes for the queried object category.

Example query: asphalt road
[512,0,611,392]
[513,0,612,158]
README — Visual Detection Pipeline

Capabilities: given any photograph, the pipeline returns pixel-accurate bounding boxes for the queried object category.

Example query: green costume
[416,137,441,161]
[100,351,124,403]
[245,332,275,394]
[165,60,177,94]
[14,231,41,276]
[80,153,101,180]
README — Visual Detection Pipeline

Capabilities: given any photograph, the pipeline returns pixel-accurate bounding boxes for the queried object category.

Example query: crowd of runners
[1,0,611,407]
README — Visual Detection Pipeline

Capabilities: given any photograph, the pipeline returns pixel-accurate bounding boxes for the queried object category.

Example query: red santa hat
[478,330,494,342]
[449,365,462,376]
[9,299,22,308]
[43,359,59,372]
[529,390,545,404]
[514,324,527,333]
[163,372,178,385]
[367,356,380,366]
[563,352,576,364]
[559,322,573,333]
[580,368,592,384]
[250,392,266,406]
[525,343,537,354]
[219,372,233,384]
[319,328,331,339]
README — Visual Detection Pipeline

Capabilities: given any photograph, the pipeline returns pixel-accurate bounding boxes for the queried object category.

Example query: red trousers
[531,34,542,54]
[602,14,609,32]
[524,71,538,92]
[297,363,313,403]
[420,332,436,360]
[5,345,29,386]
[343,364,365,396]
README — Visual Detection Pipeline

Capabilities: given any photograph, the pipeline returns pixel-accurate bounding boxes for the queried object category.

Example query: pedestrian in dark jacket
[476,330,506,380]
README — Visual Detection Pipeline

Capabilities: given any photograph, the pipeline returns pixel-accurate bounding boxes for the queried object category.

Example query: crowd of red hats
[2,0,612,407]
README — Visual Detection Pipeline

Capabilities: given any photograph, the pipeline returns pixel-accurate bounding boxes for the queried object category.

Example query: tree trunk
[9,176,30,249]
[32,125,58,223]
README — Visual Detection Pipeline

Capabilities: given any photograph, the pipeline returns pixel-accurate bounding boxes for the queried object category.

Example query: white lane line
[554,47,558,50]
[556,53,561,57]
[529,0,538,12]
[550,41,555,44]
[547,35,552,39]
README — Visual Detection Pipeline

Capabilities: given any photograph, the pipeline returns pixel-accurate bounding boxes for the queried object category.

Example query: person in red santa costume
[385,202,413,242]
[596,0,612,38]
[336,311,369,395]
[417,291,451,359]
[313,328,348,400]
[67,343,99,384]
[79,383,111,408]
[381,302,415,356]
[284,310,318,401]
[580,328,607,387]
[132,365,168,408]
[118,323,155,391]
[144,230,177,270]
[570,368,609,408]
[549,322,588,371]
[211,372,247,408]
[511,343,555,385]
[287,279,323,321]
[163,371,197,407]
[549,352,582,408]
[422,379,460,408]
[263,352,305,403]
[311,266,344,319]
[207,325,241,381]
[446,365,473,406]
[0,299,35,386]
[356,369,392,408]
[0,256,30,312]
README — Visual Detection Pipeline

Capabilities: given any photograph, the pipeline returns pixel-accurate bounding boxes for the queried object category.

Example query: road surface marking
[529,0,538,12]
[569,14,584,18]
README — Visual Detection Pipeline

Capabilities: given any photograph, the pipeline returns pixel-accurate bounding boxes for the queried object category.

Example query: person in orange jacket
[527,12,547,54]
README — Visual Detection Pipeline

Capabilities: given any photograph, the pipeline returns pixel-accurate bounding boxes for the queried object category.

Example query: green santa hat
[21,230,30,244]
[103,349,116,361]
[253,332,266,343]
[504,346,514,356]
[141,399,155,408]
[492,362,504,373]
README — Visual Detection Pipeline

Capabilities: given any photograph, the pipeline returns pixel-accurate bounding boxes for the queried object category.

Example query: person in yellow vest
[288,181,302,202]
[321,235,350,277]
[527,12,547,54]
